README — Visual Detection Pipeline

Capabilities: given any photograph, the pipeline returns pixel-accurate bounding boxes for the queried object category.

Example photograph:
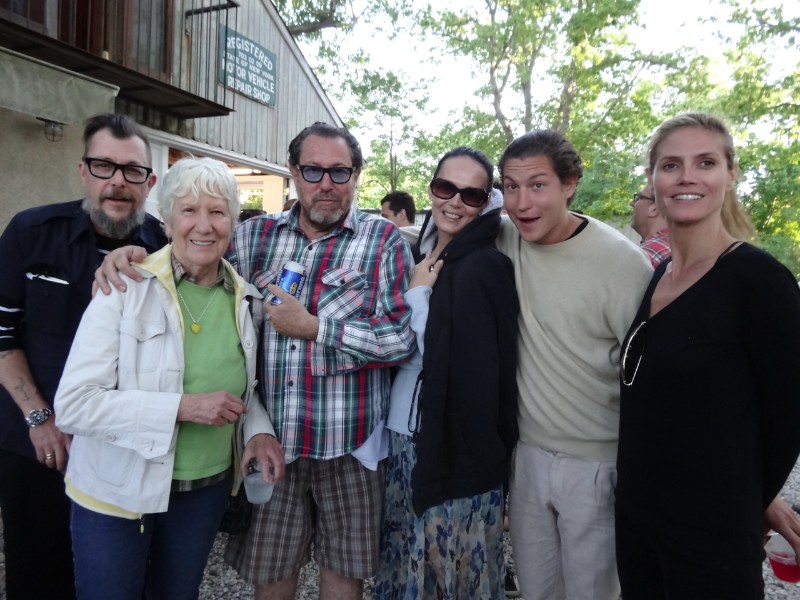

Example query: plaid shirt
[641,229,671,268]
[227,207,414,461]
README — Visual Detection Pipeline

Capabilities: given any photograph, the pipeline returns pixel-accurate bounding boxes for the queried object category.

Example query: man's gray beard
[307,205,347,228]
[83,198,146,239]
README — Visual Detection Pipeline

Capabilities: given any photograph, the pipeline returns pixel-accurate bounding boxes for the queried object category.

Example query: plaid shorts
[224,454,386,584]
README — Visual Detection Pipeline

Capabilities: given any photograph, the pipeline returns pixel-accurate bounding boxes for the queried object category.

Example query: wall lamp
[36,118,64,142]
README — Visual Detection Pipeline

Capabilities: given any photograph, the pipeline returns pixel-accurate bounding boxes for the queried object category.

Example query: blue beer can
[272,261,306,304]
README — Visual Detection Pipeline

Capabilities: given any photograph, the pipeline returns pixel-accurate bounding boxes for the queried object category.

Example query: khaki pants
[509,441,621,600]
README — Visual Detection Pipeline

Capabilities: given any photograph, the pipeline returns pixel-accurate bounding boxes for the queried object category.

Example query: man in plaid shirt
[630,182,670,268]
[95,122,415,599]
[224,123,414,599]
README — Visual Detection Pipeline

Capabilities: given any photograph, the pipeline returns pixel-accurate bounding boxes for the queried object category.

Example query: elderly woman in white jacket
[55,157,284,600]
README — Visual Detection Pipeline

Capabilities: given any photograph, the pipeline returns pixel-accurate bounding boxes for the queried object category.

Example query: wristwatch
[25,407,53,428]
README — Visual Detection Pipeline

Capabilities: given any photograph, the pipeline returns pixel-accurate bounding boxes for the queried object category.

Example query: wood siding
[180,0,342,166]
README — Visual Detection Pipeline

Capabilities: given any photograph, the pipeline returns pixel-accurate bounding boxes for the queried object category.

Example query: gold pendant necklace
[177,286,220,334]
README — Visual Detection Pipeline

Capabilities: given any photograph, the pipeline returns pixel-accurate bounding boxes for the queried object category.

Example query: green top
[172,279,246,481]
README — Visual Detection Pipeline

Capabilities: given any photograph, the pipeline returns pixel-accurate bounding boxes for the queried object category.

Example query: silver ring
[45,453,55,460]
[429,265,435,272]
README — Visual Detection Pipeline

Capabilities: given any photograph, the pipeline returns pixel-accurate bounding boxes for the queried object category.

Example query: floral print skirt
[373,431,505,599]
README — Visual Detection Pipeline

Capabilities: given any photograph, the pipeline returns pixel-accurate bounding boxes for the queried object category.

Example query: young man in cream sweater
[496,130,652,600]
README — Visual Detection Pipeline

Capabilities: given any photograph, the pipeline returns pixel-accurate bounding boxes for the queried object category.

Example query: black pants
[615,504,764,600]
[0,449,75,600]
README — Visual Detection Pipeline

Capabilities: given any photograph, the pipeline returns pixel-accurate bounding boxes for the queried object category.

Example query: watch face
[26,408,52,427]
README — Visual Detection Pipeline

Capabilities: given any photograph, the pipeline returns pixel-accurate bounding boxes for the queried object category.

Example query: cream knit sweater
[497,215,652,461]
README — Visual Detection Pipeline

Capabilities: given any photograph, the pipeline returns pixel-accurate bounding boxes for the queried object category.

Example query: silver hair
[158,157,240,228]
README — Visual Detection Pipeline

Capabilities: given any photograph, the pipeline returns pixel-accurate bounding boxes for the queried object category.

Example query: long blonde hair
[647,113,757,242]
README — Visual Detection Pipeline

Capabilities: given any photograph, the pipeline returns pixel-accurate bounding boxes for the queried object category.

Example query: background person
[374,147,518,598]
[630,182,670,268]
[54,157,283,599]
[615,112,800,599]
[496,129,653,600]
[380,190,416,227]
[0,113,167,599]
[239,208,267,221]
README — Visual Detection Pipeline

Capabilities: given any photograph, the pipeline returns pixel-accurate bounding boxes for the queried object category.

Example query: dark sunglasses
[429,178,489,208]
[296,164,355,184]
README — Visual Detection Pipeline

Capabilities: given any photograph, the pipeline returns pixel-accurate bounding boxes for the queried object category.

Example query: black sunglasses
[296,165,355,184]
[429,178,489,208]
[83,157,153,184]
[632,193,654,204]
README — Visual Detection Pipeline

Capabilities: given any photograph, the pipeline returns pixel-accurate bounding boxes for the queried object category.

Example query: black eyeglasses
[621,321,647,386]
[83,157,153,184]
[632,193,654,204]
[429,178,489,208]
[296,165,355,184]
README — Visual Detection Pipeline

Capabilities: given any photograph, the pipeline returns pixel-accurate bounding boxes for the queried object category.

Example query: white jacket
[55,247,274,514]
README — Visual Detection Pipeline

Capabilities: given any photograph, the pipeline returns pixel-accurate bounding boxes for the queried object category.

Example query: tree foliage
[345,68,429,208]
[272,0,426,209]
[273,0,411,38]
[273,0,800,274]
[423,0,678,140]
[713,1,800,275]
[419,0,708,221]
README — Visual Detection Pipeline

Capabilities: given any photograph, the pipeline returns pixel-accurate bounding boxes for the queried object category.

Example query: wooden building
[0,0,343,228]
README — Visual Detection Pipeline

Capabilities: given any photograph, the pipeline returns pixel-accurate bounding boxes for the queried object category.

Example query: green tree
[423,0,677,139]
[346,68,429,208]
[420,0,702,221]
[714,2,800,275]
[273,0,413,38]
[273,0,416,86]
[271,0,431,214]
[273,0,800,275]
[359,138,428,209]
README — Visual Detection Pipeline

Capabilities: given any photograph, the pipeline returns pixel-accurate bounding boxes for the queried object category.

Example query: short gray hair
[158,157,239,228]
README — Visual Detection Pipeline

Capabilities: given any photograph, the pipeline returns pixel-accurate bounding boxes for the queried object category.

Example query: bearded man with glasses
[224,122,414,600]
[0,113,167,599]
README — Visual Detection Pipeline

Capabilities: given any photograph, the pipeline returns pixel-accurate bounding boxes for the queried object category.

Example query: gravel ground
[197,532,513,599]
[3,462,800,599]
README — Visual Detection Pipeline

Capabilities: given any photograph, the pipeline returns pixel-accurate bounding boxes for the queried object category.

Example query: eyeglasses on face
[632,193,654,205]
[429,178,489,208]
[296,165,355,184]
[621,320,647,386]
[83,157,153,184]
